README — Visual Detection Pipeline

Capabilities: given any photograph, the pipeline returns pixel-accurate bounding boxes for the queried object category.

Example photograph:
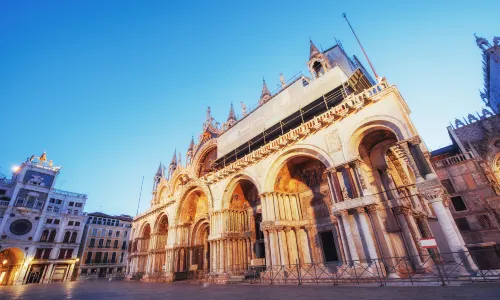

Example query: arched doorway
[271,155,341,266]
[152,215,168,273]
[0,248,24,285]
[224,178,262,270]
[137,223,151,274]
[173,188,209,275]
[190,220,210,271]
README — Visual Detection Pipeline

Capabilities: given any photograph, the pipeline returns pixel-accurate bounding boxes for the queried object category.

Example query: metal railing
[196,250,500,286]
[53,188,87,198]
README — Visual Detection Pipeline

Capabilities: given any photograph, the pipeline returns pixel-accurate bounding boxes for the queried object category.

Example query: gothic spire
[227,102,236,122]
[170,150,177,167]
[188,136,195,152]
[155,162,164,178]
[309,39,321,59]
[260,78,271,99]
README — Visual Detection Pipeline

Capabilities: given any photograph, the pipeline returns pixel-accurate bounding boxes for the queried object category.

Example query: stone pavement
[0,280,499,300]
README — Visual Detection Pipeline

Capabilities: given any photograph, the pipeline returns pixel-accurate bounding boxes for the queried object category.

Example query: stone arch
[0,247,25,285]
[139,222,152,238]
[170,171,190,195]
[153,213,169,234]
[263,144,335,192]
[345,116,411,161]
[157,185,169,203]
[175,180,214,220]
[221,172,261,210]
[175,185,210,224]
[191,139,217,178]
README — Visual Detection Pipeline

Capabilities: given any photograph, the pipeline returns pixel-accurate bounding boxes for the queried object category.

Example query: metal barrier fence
[130,250,500,286]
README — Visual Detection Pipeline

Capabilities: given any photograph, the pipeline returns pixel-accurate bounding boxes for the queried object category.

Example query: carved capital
[366,204,380,212]
[355,206,366,214]
[408,136,421,146]
[334,210,349,217]
[421,188,445,203]
[393,206,412,216]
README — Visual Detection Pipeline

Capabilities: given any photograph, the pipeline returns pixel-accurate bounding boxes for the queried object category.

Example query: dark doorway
[320,231,339,262]
[254,213,265,259]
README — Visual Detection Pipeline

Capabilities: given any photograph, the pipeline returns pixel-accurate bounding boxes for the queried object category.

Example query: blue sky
[0,1,498,215]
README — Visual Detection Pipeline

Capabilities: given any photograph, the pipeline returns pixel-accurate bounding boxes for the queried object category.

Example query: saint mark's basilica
[126,36,498,283]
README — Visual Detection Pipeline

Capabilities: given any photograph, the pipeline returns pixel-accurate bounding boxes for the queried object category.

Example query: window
[56,199,62,205]
[15,197,25,206]
[106,219,111,226]
[111,252,116,263]
[54,207,60,213]
[69,202,74,206]
[35,248,51,259]
[121,241,127,250]
[67,209,72,214]
[98,239,104,248]
[48,230,57,242]
[68,221,74,226]
[46,218,53,224]
[0,189,5,195]
[58,249,66,259]
[455,217,471,231]
[451,196,467,212]
[441,179,456,194]
[75,222,80,226]
[54,219,60,225]
[75,202,82,207]
[47,206,53,212]
[35,200,43,208]
[115,231,120,237]
[106,239,111,248]
[108,230,112,237]
[70,232,77,243]
[50,198,56,204]
[95,252,102,263]
[312,61,325,77]
[89,238,95,247]
[103,252,108,263]
[92,228,98,236]
[101,229,106,236]
[73,210,78,215]
[120,252,124,263]
[65,249,73,259]
[113,240,118,248]
[85,252,92,263]
[478,215,493,229]
[124,231,127,237]
[63,231,71,243]
[40,230,49,242]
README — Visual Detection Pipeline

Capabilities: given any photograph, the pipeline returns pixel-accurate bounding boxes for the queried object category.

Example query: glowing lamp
[2,259,7,265]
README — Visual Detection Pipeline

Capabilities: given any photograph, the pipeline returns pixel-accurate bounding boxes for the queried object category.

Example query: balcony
[53,188,87,199]
[434,152,474,168]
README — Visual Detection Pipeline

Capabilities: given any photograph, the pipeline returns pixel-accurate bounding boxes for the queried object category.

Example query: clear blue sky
[0,1,498,216]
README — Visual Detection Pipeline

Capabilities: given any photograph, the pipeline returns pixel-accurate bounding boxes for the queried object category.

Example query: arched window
[63,231,71,243]
[70,232,78,243]
[48,230,57,242]
[312,61,324,77]
[40,230,49,242]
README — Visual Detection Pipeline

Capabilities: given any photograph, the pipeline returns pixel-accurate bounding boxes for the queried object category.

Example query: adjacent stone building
[0,153,87,285]
[127,38,472,282]
[77,212,132,279]
[430,35,500,268]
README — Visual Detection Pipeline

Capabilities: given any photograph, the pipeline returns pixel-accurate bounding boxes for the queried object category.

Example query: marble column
[269,229,281,266]
[394,206,425,268]
[286,228,299,265]
[356,207,379,261]
[283,194,293,221]
[278,228,289,266]
[227,239,233,270]
[298,227,312,264]
[399,142,425,183]
[263,230,271,267]
[424,190,476,270]
[338,210,359,261]
[219,240,225,272]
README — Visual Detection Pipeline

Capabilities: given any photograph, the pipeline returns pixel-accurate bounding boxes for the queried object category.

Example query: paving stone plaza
[0,281,500,300]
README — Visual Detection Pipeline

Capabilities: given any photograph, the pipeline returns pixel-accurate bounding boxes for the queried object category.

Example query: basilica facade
[127,39,472,282]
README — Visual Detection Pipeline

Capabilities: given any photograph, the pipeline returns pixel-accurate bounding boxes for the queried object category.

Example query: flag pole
[342,13,379,79]
[136,176,144,216]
